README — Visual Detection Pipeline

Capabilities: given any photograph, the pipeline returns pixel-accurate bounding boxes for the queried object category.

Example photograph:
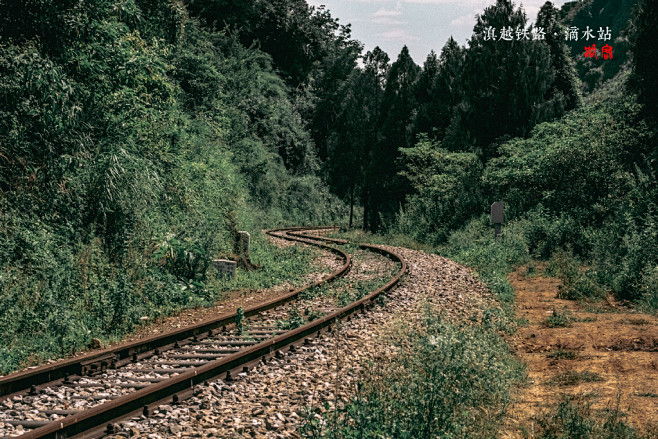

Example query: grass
[299,248,401,306]
[548,370,604,386]
[545,308,574,328]
[578,316,598,323]
[276,306,305,330]
[547,349,579,360]
[0,233,322,375]
[585,303,622,314]
[531,394,656,439]
[300,308,524,439]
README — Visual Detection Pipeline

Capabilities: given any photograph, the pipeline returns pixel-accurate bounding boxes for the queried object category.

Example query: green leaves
[397,136,483,244]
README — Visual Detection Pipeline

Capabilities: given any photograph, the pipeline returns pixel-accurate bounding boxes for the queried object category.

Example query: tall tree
[413,51,440,137]
[368,45,420,230]
[450,0,554,160]
[186,0,349,87]
[360,47,390,230]
[630,0,658,127]
[308,22,362,162]
[325,69,369,228]
[415,37,466,145]
[535,1,581,116]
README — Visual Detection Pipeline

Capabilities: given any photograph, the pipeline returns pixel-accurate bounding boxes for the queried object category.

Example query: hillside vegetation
[0,0,353,372]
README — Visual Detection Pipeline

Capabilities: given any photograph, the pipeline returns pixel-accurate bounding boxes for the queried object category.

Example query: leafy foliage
[397,136,482,244]
[0,0,350,372]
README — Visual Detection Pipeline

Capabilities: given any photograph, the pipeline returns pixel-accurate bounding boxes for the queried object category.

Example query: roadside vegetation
[0,0,353,373]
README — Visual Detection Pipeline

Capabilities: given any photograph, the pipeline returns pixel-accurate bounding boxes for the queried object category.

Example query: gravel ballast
[100,245,497,439]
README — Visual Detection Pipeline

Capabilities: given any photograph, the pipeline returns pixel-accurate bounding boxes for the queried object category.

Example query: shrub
[301,311,524,439]
[547,349,579,360]
[396,135,483,245]
[535,394,644,439]
[545,308,574,328]
[439,215,530,306]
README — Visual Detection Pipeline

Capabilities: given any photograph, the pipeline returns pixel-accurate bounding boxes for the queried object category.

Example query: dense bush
[395,135,483,244]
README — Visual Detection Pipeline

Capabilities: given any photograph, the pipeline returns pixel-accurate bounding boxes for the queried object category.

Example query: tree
[630,0,658,127]
[415,38,466,146]
[187,0,347,87]
[450,0,554,161]
[325,70,369,228]
[360,47,390,230]
[535,1,581,116]
[368,45,420,230]
[413,51,440,137]
[308,22,362,162]
[399,136,482,243]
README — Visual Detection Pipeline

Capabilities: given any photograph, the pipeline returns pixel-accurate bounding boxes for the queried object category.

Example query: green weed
[277,307,305,330]
[547,349,579,360]
[545,308,574,328]
[300,310,524,439]
[548,370,604,386]
[533,394,648,438]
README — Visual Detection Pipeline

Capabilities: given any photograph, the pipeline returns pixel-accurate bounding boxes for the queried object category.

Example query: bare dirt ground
[504,263,658,437]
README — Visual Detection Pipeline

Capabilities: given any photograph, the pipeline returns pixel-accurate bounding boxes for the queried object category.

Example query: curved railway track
[0,227,407,438]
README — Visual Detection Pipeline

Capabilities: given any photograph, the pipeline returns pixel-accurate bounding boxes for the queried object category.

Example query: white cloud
[402,0,492,5]
[372,16,407,24]
[450,12,476,27]
[377,28,421,41]
[373,6,403,16]
[341,0,395,3]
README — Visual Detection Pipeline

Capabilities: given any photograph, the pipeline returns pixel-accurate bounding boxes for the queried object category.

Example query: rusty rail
[0,227,406,439]
[0,228,348,399]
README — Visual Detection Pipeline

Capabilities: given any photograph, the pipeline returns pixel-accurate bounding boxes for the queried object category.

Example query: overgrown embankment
[0,1,351,374]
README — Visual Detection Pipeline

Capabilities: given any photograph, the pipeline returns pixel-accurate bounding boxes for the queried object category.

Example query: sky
[306,0,571,64]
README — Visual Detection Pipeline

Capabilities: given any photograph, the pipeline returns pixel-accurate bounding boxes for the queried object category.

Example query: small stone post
[490,201,505,239]
[237,231,250,257]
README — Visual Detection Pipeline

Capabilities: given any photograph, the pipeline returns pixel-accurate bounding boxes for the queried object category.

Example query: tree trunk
[362,188,369,231]
[349,184,354,228]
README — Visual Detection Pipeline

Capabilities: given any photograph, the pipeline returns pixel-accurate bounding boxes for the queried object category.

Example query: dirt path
[504,264,658,437]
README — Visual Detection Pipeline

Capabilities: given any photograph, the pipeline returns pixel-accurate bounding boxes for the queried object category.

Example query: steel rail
[0,227,348,398]
[1,227,406,439]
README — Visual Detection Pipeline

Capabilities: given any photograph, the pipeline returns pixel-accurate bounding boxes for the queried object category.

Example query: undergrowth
[300,308,524,439]
[531,394,657,439]
[0,235,320,375]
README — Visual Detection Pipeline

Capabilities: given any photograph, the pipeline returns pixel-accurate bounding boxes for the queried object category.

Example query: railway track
[0,227,406,438]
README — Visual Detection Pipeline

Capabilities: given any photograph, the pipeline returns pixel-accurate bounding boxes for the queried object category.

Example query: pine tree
[414,51,440,137]
[427,37,466,147]
[451,0,553,160]
[360,47,390,230]
[368,46,420,230]
[326,69,369,228]
[630,0,658,126]
[535,1,581,117]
